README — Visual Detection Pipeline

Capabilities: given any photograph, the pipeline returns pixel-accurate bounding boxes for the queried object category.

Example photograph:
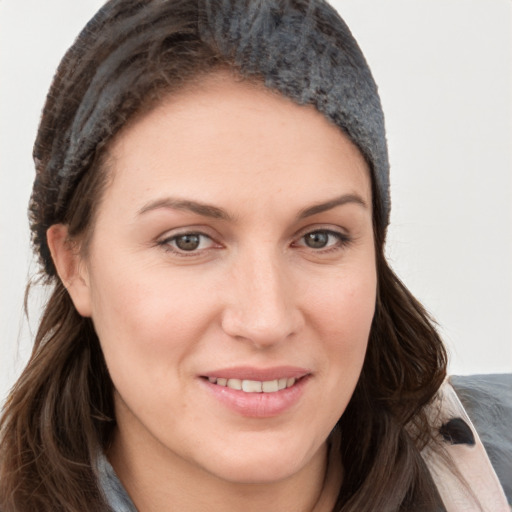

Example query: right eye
[159,232,216,254]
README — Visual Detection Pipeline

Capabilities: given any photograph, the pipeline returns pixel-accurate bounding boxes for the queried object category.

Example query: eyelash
[293,229,352,253]
[157,229,351,257]
[157,232,217,256]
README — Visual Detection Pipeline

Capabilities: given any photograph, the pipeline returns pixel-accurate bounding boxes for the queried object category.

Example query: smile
[206,376,297,393]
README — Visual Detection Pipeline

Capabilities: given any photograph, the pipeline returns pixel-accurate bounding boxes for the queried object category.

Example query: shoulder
[449,373,512,504]
[422,374,511,512]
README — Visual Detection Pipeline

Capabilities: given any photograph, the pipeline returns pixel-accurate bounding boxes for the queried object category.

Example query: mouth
[202,376,301,393]
[199,367,310,416]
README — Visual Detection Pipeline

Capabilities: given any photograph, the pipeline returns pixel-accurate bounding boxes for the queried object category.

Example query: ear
[47,224,92,317]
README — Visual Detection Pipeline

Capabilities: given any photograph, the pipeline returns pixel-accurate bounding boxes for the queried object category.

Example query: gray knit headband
[31,0,389,276]
[201,0,390,220]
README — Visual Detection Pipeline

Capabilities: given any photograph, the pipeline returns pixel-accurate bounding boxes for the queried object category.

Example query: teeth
[227,378,242,390]
[242,380,262,392]
[262,380,278,393]
[207,376,299,393]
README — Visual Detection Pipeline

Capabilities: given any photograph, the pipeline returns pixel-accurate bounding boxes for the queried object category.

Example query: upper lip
[201,366,311,381]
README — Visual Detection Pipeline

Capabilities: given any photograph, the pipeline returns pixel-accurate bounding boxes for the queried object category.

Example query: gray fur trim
[451,374,512,505]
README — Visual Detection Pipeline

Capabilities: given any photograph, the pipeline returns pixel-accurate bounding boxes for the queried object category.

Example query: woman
[0,1,509,511]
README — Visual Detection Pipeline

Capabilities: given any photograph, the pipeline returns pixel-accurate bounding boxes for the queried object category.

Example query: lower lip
[200,376,309,418]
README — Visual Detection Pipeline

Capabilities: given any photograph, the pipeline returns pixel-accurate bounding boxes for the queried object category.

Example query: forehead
[105,72,372,215]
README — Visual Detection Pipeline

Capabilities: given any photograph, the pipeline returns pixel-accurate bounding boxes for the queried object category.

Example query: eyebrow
[297,194,368,219]
[138,197,233,220]
[138,193,367,221]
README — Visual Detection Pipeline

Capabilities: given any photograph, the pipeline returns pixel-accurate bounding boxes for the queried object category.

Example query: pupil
[305,232,328,248]
[176,234,200,251]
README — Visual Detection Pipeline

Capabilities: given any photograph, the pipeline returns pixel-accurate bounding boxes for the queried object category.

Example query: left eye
[298,230,345,249]
[163,233,214,252]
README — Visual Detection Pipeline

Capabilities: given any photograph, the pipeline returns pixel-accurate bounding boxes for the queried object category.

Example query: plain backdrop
[1,0,511,404]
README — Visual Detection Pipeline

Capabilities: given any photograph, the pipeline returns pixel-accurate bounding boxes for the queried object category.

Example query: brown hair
[1,1,447,510]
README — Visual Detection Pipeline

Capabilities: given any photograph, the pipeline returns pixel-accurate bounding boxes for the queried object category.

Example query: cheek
[86,262,219,389]
[306,264,377,341]
[303,263,376,403]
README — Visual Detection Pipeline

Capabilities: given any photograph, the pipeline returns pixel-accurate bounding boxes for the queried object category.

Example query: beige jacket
[422,379,510,511]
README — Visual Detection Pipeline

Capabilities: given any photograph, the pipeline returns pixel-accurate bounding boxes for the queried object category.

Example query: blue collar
[97,452,138,512]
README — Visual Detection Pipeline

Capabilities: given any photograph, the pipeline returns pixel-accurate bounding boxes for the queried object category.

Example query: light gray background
[1,0,511,404]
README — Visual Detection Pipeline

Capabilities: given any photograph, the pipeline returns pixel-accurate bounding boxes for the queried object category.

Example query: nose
[220,250,304,349]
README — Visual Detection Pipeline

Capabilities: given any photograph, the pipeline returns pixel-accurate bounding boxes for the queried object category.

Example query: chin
[207,458,303,485]
[197,436,324,485]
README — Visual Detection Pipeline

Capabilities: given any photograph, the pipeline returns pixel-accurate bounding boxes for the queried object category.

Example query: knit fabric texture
[200,0,389,219]
[31,0,389,275]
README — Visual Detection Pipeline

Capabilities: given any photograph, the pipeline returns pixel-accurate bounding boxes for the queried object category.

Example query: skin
[48,73,377,512]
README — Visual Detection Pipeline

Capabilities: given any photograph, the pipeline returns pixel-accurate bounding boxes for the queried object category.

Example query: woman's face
[72,74,376,484]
